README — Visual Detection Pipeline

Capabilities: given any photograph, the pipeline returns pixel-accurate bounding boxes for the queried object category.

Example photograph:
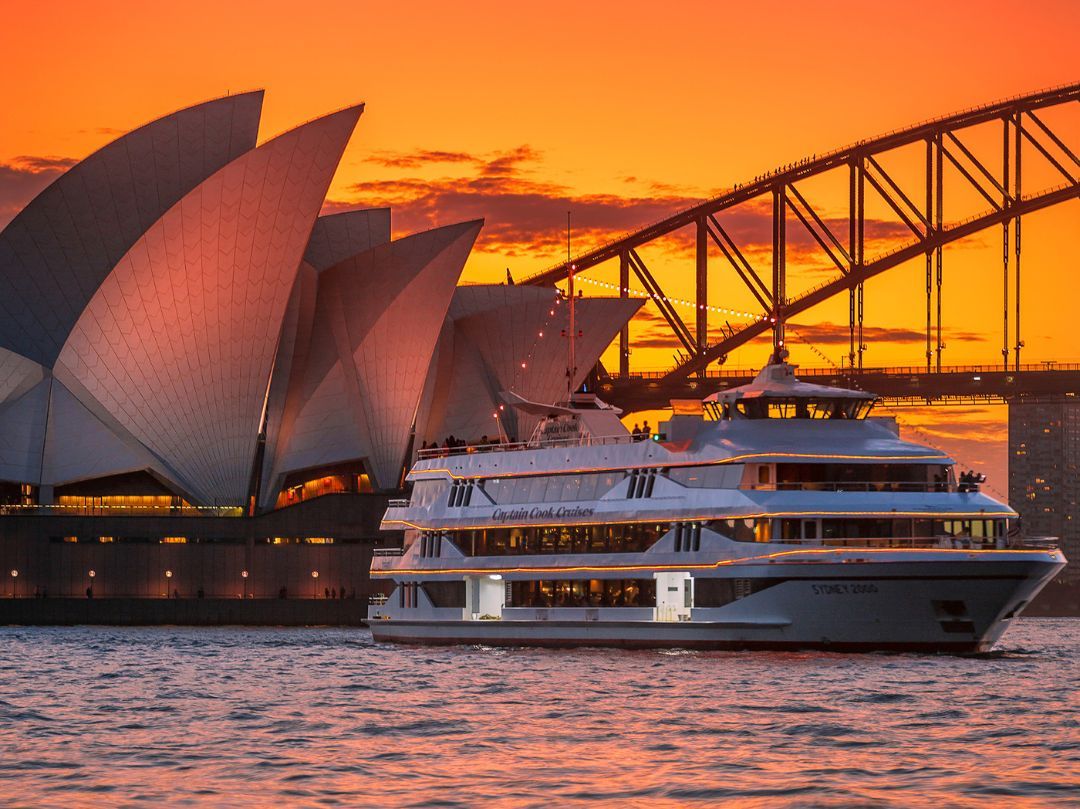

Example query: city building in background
[1010,398,1080,587]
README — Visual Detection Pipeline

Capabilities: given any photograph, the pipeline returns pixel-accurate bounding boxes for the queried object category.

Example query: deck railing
[779,535,1054,550]
[417,432,645,461]
[604,361,1080,381]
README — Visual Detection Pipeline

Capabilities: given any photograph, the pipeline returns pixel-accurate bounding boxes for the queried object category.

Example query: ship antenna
[566,210,577,400]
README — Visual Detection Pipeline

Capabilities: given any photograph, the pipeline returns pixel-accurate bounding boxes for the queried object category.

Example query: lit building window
[273,467,373,509]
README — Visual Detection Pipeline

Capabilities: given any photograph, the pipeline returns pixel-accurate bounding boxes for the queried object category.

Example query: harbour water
[1,619,1077,807]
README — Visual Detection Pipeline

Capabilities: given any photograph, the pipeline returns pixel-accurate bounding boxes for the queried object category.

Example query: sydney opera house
[0,92,639,619]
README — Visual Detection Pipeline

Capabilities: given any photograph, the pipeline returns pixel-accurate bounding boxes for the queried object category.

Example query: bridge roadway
[595,362,1080,412]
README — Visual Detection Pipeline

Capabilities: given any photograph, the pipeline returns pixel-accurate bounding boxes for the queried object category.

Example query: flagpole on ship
[566,210,576,402]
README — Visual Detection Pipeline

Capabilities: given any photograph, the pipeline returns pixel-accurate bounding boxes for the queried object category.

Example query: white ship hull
[370,554,1062,653]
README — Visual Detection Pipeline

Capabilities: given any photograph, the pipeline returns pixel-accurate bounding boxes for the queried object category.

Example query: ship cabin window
[774,517,1007,544]
[772,463,953,492]
[422,581,466,608]
[932,519,1006,539]
[409,479,448,508]
[712,516,1008,545]
[509,579,656,608]
[458,522,667,556]
[731,397,873,420]
[667,464,742,488]
[707,518,765,543]
[481,472,623,505]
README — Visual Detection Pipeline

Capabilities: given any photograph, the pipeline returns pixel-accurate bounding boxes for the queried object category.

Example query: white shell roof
[0,92,264,368]
[416,286,642,444]
[56,105,363,503]
[261,221,482,500]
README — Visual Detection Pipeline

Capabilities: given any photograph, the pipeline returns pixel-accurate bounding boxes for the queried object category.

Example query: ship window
[733,397,873,420]
[576,475,599,501]
[482,472,622,505]
[509,578,656,608]
[459,522,667,556]
[708,519,756,543]
[422,581,465,608]
[668,465,742,489]
[695,578,783,607]
[774,463,950,492]
[758,465,771,485]
[409,479,447,508]
[520,477,545,503]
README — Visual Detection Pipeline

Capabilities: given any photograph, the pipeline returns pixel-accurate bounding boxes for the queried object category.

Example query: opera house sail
[0,92,641,607]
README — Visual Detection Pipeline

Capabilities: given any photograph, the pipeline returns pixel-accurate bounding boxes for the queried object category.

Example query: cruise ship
[369,354,1065,652]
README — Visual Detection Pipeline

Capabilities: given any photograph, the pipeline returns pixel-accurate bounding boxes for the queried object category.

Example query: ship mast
[566,211,577,401]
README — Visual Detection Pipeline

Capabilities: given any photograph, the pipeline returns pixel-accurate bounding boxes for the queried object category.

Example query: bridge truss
[524,83,1080,385]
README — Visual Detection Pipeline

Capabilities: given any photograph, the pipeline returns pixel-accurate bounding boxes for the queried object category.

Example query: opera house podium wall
[0,494,396,626]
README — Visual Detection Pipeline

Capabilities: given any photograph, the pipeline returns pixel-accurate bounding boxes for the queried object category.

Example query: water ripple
[0,619,1076,806]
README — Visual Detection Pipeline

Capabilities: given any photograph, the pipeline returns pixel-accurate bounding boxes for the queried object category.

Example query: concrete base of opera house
[0,493,400,624]
[0,597,369,627]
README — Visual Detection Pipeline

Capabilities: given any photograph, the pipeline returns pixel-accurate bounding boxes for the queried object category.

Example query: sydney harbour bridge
[525,82,1079,593]
[524,82,1079,411]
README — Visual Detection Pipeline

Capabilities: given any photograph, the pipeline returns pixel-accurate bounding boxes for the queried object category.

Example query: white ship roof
[704,360,875,403]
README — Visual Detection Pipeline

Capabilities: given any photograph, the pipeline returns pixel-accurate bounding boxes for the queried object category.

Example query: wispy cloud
[0,155,76,229]
[329,145,701,260]
[364,148,481,169]
[330,145,935,271]
[788,321,985,346]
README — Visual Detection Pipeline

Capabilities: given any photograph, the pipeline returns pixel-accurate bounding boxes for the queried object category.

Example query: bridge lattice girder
[524,82,1080,384]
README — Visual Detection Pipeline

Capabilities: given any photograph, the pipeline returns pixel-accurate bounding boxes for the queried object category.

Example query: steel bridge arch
[524,82,1080,384]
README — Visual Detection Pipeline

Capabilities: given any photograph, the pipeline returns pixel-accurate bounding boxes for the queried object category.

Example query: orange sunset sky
[0,0,1077,495]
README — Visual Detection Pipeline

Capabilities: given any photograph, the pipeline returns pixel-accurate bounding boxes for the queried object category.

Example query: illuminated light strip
[371,545,1057,577]
[383,509,1019,532]
[2,504,243,512]
[574,275,768,322]
[410,452,951,481]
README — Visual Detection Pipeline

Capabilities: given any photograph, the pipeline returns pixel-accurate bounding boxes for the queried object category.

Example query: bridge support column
[856,160,865,371]
[696,217,708,359]
[1014,110,1023,371]
[935,132,944,373]
[772,187,786,356]
[925,138,933,373]
[1002,115,1010,371]
[619,250,630,377]
[849,160,857,370]
[848,156,865,371]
